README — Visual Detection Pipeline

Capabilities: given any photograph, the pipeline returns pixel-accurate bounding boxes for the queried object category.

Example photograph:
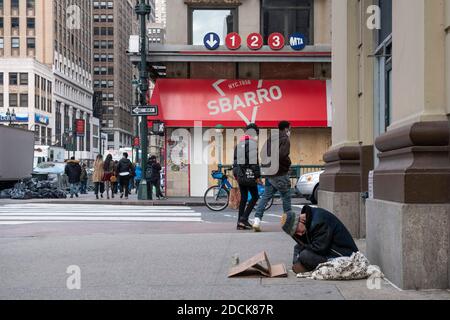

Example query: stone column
[319,0,375,238]
[366,0,450,290]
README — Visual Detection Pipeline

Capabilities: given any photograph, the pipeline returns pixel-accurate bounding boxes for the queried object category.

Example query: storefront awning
[148,79,332,128]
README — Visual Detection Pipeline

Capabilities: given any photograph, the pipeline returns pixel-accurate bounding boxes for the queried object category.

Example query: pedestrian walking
[103,154,116,199]
[79,163,88,194]
[145,156,165,200]
[112,160,119,194]
[233,123,261,230]
[116,152,134,199]
[253,121,293,232]
[134,163,142,194]
[64,156,82,198]
[93,154,105,199]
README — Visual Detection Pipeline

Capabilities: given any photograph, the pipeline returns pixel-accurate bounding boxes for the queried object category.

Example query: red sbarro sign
[148,79,331,128]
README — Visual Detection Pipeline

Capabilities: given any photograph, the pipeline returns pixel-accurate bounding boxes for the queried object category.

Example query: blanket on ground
[296,252,384,281]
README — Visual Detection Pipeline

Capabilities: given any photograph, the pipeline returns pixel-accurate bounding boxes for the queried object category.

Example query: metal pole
[136,0,151,200]
[135,88,140,163]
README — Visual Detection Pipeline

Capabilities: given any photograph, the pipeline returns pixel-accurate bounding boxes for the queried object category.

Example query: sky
[192,10,232,45]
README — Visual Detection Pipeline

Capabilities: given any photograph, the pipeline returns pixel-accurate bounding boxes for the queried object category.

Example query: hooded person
[281,205,359,274]
[65,156,82,198]
[145,155,164,200]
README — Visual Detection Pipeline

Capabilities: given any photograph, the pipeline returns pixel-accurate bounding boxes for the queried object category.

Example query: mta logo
[290,37,304,46]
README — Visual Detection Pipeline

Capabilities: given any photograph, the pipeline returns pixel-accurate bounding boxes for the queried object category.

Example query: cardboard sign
[228,252,287,278]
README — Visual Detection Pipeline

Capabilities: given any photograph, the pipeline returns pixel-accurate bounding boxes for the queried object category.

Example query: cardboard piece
[228,252,288,278]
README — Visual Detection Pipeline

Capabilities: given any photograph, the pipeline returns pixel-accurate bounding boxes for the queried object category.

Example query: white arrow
[236,106,259,125]
[206,34,218,48]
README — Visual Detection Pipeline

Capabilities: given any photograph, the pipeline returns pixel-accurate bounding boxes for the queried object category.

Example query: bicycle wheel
[204,186,229,211]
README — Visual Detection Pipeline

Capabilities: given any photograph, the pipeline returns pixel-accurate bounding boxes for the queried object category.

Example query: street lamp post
[136,0,151,200]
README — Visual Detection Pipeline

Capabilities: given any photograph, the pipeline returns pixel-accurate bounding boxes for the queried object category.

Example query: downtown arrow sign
[131,105,159,116]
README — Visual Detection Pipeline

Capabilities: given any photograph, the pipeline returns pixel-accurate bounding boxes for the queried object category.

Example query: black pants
[238,184,259,223]
[94,182,104,195]
[293,244,328,271]
[147,179,163,200]
[119,175,131,197]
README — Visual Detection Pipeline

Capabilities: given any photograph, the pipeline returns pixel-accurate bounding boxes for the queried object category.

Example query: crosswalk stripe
[0,204,203,224]
[0,217,203,222]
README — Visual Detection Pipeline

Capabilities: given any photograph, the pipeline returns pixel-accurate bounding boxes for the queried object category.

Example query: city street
[0,199,449,300]
[1,0,450,304]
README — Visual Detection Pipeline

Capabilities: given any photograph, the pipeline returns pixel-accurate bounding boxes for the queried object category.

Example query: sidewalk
[0,193,310,207]
[0,230,449,300]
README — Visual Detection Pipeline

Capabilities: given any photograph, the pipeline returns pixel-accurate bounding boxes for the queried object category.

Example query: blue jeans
[255,175,292,220]
[69,183,80,196]
[80,181,87,194]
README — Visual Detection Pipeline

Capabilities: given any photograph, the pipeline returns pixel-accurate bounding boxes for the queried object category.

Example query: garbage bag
[0,189,12,199]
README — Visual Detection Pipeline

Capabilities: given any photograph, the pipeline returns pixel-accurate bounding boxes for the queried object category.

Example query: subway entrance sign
[131,105,159,116]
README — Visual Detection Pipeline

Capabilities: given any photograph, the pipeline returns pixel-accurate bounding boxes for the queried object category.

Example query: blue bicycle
[204,167,274,212]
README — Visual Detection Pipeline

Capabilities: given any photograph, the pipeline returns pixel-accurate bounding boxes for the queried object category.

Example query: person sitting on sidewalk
[281,205,359,274]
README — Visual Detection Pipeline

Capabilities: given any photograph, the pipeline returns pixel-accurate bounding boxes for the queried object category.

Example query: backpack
[145,165,153,180]
[237,165,257,187]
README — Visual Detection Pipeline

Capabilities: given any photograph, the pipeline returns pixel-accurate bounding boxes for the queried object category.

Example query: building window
[27,38,35,49]
[27,18,35,29]
[41,126,46,145]
[9,93,18,107]
[11,0,19,9]
[189,8,237,45]
[261,0,313,44]
[19,73,28,85]
[0,18,3,29]
[0,72,3,85]
[9,73,18,85]
[0,38,3,49]
[26,0,35,10]
[11,38,20,49]
[35,94,39,110]
[19,93,28,107]
[373,0,393,156]
[11,17,19,29]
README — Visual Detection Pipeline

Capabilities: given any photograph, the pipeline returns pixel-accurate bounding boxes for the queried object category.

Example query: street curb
[0,200,207,207]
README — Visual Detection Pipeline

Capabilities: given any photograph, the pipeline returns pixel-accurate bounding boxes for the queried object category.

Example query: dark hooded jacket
[295,206,359,258]
[64,160,82,184]
[146,157,162,182]
[116,157,134,176]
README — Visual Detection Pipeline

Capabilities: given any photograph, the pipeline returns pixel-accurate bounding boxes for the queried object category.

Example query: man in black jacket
[65,157,82,198]
[116,152,134,199]
[233,123,261,230]
[281,205,359,273]
[253,121,292,232]
[146,155,165,200]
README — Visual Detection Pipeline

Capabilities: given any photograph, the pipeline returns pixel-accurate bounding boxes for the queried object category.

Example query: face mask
[286,129,291,137]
